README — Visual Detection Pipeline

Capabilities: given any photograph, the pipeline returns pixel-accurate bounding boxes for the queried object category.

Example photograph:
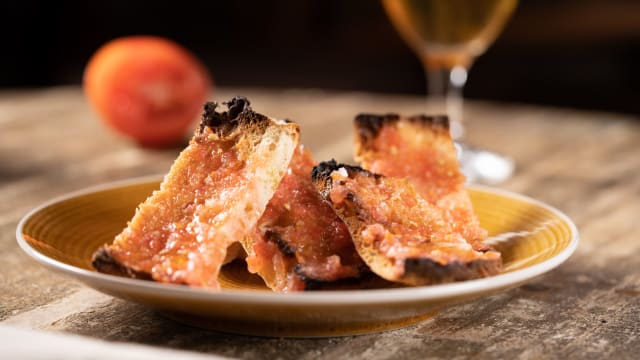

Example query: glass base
[455,142,514,185]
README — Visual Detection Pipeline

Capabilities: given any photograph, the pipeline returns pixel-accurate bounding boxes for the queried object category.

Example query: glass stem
[425,64,468,140]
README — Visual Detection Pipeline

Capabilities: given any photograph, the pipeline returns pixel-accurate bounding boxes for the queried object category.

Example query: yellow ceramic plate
[17,176,578,337]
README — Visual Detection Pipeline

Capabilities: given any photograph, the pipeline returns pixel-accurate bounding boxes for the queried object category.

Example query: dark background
[1,0,638,114]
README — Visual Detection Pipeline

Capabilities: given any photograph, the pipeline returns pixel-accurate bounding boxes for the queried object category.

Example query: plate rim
[16,175,579,306]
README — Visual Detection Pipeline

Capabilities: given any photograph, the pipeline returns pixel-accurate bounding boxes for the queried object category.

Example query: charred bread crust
[292,263,373,291]
[310,159,337,196]
[199,96,253,135]
[402,257,501,285]
[197,96,299,139]
[354,113,400,141]
[91,248,152,280]
[312,159,370,181]
[312,161,501,286]
[354,113,450,151]
[264,230,296,258]
[292,264,324,290]
[312,160,381,224]
[311,160,382,198]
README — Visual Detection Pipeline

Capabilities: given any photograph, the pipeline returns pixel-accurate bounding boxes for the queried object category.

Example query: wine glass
[382,0,517,184]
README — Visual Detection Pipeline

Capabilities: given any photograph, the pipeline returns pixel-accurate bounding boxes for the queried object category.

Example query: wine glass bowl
[382,0,517,69]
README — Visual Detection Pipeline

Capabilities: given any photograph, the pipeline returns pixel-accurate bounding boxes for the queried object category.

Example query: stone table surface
[1,87,638,359]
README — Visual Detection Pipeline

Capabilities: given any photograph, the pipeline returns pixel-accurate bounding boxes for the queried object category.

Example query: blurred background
[1,0,638,114]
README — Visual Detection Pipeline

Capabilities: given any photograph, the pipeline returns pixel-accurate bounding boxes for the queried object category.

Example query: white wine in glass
[382,0,517,183]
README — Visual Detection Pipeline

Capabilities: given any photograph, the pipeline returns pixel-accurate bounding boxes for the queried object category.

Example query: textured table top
[1,87,638,359]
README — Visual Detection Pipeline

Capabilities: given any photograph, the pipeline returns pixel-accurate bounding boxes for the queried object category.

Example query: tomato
[84,36,212,147]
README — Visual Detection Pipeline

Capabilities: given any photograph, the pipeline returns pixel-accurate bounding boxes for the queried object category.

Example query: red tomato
[84,36,212,147]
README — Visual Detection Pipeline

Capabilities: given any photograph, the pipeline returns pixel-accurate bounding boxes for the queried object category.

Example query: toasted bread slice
[92,97,299,289]
[312,161,501,286]
[354,114,489,251]
[242,145,365,291]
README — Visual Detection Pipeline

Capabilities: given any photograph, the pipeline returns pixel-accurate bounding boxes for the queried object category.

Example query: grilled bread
[92,97,299,289]
[354,114,489,251]
[242,145,366,291]
[312,161,501,286]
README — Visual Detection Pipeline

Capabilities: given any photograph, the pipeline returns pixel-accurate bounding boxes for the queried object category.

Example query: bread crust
[91,247,152,280]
